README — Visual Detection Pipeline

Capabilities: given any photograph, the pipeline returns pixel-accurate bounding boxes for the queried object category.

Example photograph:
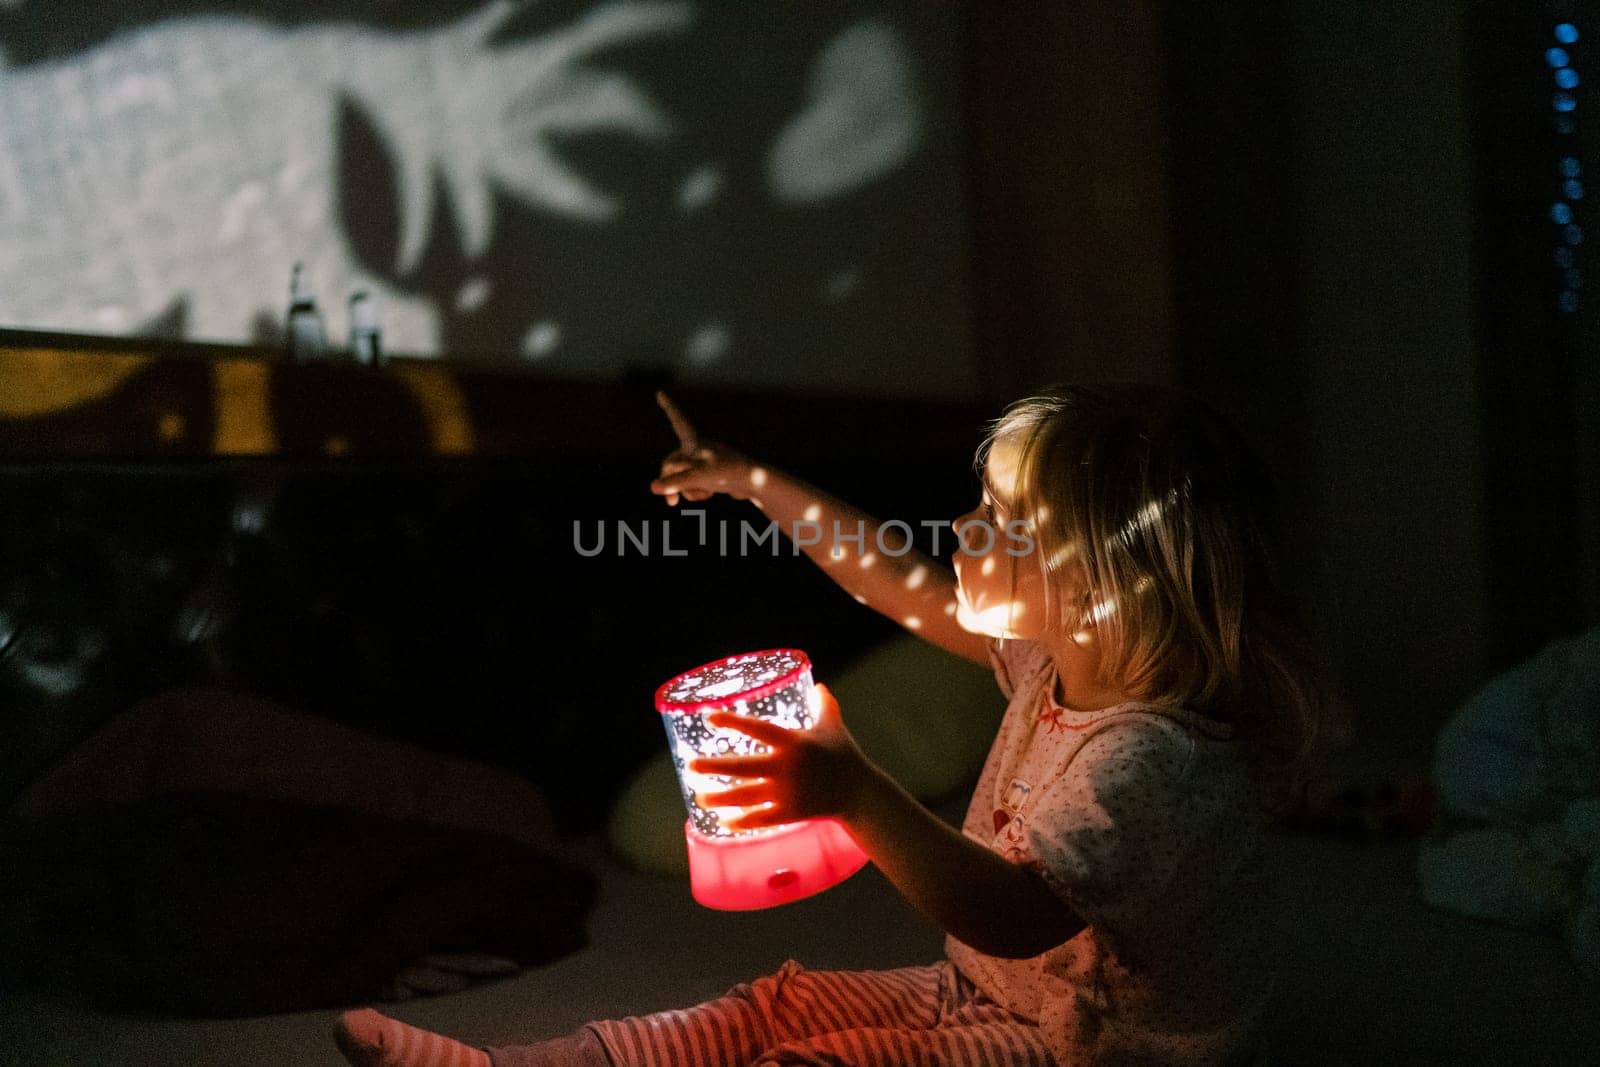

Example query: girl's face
[953,435,1097,644]
[952,439,1051,641]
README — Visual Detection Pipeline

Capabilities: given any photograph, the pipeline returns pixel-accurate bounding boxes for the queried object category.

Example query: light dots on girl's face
[943,600,957,616]
[905,564,927,590]
[854,593,868,605]
[903,616,922,630]
[858,552,876,569]
[750,467,768,489]
[803,503,821,523]
[980,556,996,577]
[955,598,1025,639]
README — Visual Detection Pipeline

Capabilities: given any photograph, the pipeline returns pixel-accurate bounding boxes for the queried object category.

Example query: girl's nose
[952,511,986,552]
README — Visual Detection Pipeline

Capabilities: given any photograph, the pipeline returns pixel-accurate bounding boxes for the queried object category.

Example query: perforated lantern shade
[656,649,869,910]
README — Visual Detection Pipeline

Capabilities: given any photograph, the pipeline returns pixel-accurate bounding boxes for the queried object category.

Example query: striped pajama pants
[583,958,1055,1066]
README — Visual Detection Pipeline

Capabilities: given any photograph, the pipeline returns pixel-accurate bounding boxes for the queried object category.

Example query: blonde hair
[978,383,1328,811]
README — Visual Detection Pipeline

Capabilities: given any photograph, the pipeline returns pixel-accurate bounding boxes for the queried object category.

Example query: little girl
[337,383,1325,1066]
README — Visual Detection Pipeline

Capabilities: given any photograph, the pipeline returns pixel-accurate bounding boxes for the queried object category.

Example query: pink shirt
[944,637,1282,1064]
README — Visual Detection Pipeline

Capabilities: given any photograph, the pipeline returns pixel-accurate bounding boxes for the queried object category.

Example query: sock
[335,1008,491,1067]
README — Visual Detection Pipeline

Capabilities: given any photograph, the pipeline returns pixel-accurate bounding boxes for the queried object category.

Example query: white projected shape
[685,321,729,364]
[678,164,722,212]
[454,275,489,313]
[455,276,493,314]
[822,266,862,302]
[521,320,563,359]
[767,19,922,203]
[0,1,691,352]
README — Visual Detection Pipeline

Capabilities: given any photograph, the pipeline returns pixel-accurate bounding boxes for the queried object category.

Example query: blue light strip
[1551,22,1585,314]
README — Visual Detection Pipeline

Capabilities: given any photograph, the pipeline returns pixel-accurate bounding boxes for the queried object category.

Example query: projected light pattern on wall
[1549,19,1586,314]
[0,2,975,398]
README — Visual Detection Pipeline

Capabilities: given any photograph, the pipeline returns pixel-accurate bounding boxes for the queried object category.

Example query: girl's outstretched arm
[651,392,990,667]
[696,685,1085,959]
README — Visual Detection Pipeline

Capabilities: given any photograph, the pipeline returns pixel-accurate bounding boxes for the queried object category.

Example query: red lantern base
[685,818,870,910]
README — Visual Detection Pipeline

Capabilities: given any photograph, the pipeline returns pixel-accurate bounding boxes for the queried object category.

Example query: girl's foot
[334,1008,490,1067]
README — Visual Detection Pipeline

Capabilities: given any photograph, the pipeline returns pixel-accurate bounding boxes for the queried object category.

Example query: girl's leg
[337,961,1044,1067]
[335,1009,492,1067]
[588,960,958,1067]
[753,1007,1055,1066]
[335,1010,610,1067]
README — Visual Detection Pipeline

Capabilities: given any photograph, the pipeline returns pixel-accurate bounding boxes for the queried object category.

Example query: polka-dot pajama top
[943,636,1284,1065]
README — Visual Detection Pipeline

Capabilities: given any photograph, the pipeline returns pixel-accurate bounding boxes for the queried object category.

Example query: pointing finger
[656,390,699,454]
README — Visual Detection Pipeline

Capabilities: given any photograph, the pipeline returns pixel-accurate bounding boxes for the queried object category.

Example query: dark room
[0,2,1596,1064]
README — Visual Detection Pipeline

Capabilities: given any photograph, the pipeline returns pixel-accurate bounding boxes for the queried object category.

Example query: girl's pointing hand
[690,684,870,832]
[651,390,759,505]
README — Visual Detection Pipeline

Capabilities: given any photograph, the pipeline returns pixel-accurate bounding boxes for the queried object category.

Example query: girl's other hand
[690,684,870,832]
[651,390,759,505]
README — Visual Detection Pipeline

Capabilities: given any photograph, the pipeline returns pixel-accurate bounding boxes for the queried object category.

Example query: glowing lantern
[655,649,869,910]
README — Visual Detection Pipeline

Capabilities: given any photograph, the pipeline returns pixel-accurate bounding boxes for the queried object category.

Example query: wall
[1005,1,1492,746]
[964,2,1178,402]
[1285,1,1489,747]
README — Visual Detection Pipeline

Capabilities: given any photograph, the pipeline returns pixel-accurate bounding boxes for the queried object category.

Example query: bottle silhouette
[348,290,383,366]
[285,263,327,362]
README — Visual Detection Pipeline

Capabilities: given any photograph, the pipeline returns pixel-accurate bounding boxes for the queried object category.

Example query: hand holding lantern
[657,650,870,909]
[692,684,869,833]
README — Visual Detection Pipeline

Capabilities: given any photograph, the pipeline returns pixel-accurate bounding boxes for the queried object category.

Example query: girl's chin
[955,597,1023,640]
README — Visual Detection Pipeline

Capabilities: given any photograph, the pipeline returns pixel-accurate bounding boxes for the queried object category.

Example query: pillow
[7,686,559,852]
[0,790,597,1016]
[608,635,1003,875]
